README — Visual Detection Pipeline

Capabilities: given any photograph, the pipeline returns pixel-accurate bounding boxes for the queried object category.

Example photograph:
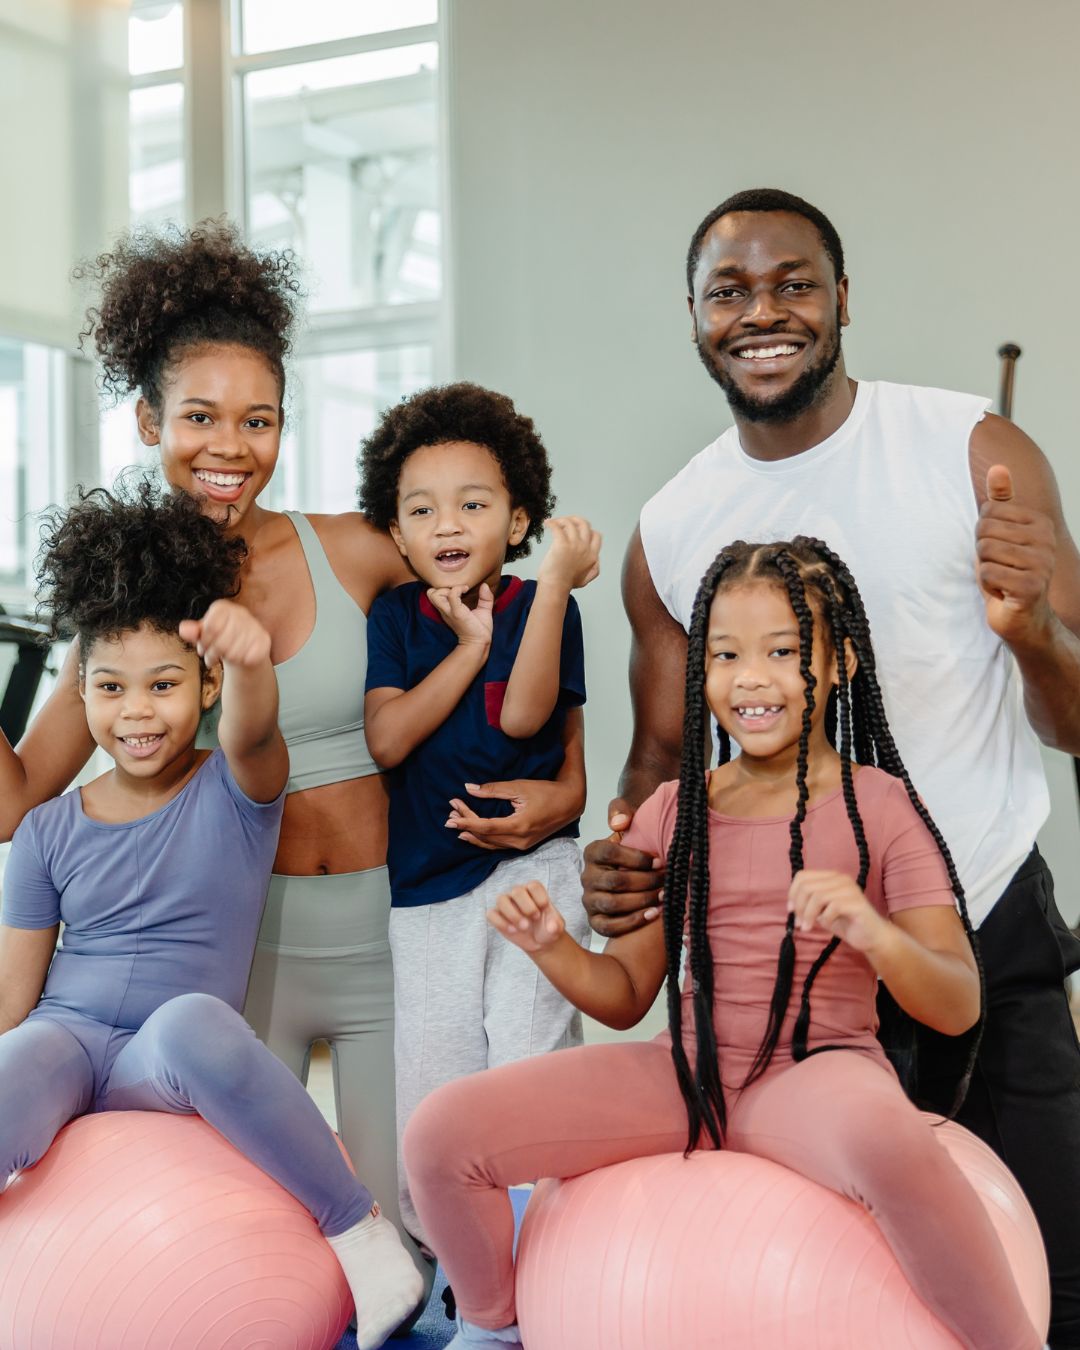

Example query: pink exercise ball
[515,1116,1049,1349]
[0,1111,351,1350]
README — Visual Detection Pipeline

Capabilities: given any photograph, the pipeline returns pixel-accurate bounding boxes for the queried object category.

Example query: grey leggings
[242,866,433,1296]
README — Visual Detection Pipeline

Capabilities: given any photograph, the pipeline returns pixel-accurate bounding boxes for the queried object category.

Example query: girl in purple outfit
[0,482,420,1350]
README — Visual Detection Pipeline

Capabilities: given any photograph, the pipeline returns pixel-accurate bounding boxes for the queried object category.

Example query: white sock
[325,1208,425,1350]
[446,1314,523,1346]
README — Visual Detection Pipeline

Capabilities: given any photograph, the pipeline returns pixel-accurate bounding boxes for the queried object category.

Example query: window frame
[0,340,79,609]
[189,0,449,370]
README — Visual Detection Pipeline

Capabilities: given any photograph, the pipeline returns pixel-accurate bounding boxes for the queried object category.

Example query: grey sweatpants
[242,866,434,1304]
[389,837,589,1242]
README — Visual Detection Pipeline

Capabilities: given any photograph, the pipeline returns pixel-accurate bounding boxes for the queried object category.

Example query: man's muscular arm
[581,528,687,938]
[616,528,688,809]
[970,414,1080,754]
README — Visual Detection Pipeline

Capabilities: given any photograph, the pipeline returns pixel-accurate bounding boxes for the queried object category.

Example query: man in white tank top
[582,189,1080,1349]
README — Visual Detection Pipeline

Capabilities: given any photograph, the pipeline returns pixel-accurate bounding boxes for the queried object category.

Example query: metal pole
[996,342,1021,420]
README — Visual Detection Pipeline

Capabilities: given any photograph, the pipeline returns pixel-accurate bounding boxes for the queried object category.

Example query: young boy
[0,482,422,1350]
[359,382,600,1240]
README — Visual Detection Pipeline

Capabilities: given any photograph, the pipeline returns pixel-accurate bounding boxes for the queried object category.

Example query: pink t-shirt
[623,766,958,1084]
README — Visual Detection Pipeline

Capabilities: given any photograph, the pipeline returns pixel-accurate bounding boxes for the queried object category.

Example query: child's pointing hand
[179,600,271,670]
[788,869,889,955]
[487,881,566,954]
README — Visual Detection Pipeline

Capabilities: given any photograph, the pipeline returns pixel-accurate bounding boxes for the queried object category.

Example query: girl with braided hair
[401,538,1040,1350]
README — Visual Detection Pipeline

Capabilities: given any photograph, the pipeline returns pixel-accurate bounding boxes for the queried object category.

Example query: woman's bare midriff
[273,772,390,876]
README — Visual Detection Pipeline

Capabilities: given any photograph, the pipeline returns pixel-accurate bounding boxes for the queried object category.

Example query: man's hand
[487,881,566,953]
[426,583,494,647]
[976,465,1057,646]
[581,798,664,939]
[537,516,602,593]
[180,600,271,669]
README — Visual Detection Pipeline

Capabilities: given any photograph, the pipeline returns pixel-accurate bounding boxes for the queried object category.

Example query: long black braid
[665,538,984,1152]
[800,537,985,1109]
[738,553,818,1089]
[787,581,868,1061]
[664,550,737,1150]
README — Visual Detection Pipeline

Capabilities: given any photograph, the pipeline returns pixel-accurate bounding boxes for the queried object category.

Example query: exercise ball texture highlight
[0,1111,351,1350]
[515,1117,1049,1349]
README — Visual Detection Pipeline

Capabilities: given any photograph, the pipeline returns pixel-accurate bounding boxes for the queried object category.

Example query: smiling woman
[137,347,283,526]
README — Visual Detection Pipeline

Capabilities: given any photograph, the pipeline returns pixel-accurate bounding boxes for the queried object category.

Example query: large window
[111,0,445,513]
[0,1,127,608]
[243,43,440,309]
[2,3,445,595]
[128,3,185,227]
[0,340,69,603]
[235,4,443,511]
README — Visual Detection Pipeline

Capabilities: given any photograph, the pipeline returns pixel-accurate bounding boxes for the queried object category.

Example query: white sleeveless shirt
[639,379,1049,927]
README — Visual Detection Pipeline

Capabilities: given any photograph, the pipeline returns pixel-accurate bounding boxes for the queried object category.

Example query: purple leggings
[0,991,371,1236]
[404,1039,1041,1350]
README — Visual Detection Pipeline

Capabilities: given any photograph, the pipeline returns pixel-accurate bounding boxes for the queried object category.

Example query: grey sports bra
[199,510,379,793]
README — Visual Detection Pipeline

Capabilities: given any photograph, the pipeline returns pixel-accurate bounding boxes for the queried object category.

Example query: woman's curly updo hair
[75,218,301,414]
[357,382,556,563]
[37,477,247,665]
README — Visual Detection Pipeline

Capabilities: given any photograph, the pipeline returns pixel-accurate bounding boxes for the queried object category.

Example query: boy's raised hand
[427,582,494,647]
[538,516,602,592]
[179,599,271,670]
[487,881,566,953]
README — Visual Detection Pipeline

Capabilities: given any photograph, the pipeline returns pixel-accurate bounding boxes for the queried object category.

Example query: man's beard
[695,315,843,424]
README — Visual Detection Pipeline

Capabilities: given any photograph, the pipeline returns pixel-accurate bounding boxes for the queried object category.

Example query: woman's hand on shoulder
[487,881,566,953]
[788,869,890,955]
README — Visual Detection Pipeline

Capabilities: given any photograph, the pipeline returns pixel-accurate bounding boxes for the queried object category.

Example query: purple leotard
[0,750,372,1234]
[4,749,279,1081]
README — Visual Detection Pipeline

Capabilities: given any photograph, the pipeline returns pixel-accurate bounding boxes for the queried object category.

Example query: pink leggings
[403,1039,1040,1350]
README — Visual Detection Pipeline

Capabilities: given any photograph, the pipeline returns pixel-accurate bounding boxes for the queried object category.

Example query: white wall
[446,0,1080,922]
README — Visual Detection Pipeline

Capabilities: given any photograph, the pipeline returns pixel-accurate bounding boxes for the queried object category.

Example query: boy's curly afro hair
[357,382,556,563]
[37,477,247,662]
[75,218,301,414]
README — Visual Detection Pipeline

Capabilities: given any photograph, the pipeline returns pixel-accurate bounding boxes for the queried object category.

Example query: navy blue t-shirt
[365,577,586,906]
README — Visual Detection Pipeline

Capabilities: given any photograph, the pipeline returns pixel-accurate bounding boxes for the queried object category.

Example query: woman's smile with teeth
[194,469,247,487]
